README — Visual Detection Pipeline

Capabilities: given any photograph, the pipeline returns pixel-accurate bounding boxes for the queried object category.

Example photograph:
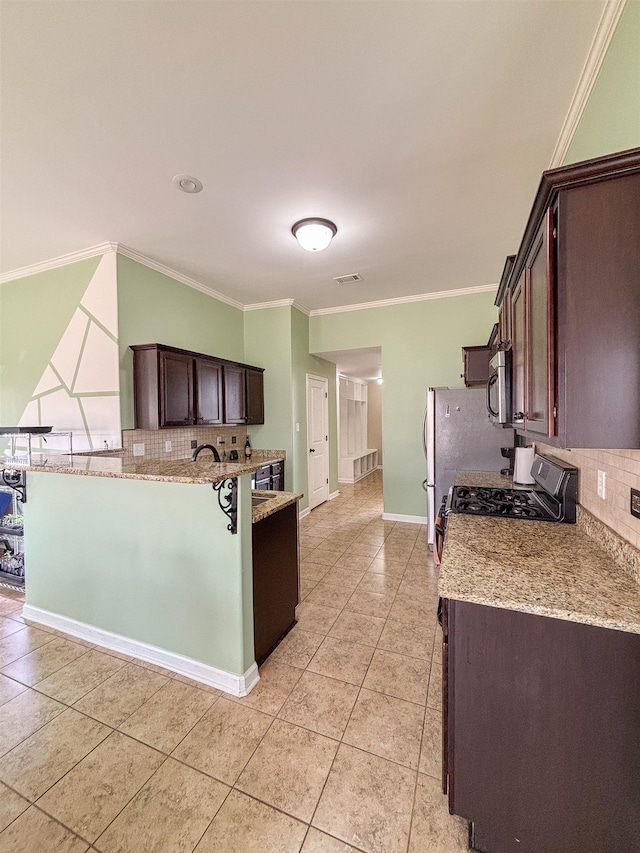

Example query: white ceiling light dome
[292,218,337,252]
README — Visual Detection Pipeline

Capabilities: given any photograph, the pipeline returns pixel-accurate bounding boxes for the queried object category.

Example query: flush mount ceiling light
[173,174,203,194]
[291,218,337,252]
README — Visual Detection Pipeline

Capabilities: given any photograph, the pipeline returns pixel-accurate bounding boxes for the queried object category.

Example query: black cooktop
[446,454,578,524]
[449,485,553,521]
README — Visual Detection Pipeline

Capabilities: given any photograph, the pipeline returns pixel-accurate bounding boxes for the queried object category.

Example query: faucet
[191,444,221,463]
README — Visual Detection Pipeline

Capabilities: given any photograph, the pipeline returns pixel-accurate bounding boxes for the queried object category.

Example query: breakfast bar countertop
[438,508,640,635]
[0,449,286,485]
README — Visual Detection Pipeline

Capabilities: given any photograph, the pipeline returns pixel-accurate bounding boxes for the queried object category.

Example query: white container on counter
[514,446,535,484]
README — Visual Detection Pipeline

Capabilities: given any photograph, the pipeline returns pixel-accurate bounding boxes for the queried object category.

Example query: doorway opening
[314,347,383,486]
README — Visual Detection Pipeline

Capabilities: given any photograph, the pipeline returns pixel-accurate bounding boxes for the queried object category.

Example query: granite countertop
[1,450,286,485]
[438,511,640,635]
[454,470,531,489]
[251,490,303,524]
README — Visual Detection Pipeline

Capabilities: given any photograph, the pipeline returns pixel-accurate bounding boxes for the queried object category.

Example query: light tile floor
[0,471,469,852]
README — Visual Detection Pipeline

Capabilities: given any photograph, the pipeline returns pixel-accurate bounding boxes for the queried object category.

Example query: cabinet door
[245,368,264,425]
[499,287,511,346]
[160,351,194,427]
[223,365,246,424]
[195,359,223,425]
[510,272,526,426]
[525,209,556,436]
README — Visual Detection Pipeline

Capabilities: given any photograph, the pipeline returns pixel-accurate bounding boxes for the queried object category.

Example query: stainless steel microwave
[487,349,511,424]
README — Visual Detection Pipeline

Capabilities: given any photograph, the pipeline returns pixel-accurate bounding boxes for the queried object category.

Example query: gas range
[446,453,578,524]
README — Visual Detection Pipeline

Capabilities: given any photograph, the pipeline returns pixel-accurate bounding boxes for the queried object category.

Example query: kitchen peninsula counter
[439,508,640,635]
[4,449,297,697]
[12,449,286,485]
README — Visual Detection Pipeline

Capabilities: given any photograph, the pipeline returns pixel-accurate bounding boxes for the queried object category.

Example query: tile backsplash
[122,426,249,461]
[550,447,640,550]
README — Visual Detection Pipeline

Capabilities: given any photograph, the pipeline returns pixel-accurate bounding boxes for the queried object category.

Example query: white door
[306,374,329,509]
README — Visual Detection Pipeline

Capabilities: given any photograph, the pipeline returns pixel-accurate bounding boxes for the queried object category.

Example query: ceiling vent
[333,273,363,285]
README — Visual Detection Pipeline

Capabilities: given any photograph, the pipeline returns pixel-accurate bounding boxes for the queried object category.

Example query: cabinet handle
[309,448,315,453]
[513,411,525,420]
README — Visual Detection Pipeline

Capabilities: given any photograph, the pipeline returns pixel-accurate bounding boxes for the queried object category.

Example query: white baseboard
[381,512,427,525]
[299,506,311,520]
[328,490,340,500]
[22,605,259,697]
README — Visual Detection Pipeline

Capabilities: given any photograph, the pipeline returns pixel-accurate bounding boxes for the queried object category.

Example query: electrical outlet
[165,441,172,452]
[631,488,640,519]
[190,440,197,449]
[216,436,224,446]
[133,443,145,457]
[597,469,606,499]
[231,436,237,444]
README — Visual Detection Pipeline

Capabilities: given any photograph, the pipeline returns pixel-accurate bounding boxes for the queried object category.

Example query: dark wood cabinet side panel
[558,174,640,448]
[252,503,299,665]
[449,601,640,853]
[524,216,553,437]
[510,275,526,425]
[133,348,161,429]
[246,368,265,425]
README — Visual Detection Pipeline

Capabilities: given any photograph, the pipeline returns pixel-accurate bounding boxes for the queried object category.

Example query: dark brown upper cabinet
[502,147,640,448]
[195,358,223,425]
[495,255,515,347]
[222,365,264,426]
[160,350,194,427]
[131,344,264,429]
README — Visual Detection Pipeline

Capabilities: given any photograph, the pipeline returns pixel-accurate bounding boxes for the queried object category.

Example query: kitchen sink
[251,495,277,506]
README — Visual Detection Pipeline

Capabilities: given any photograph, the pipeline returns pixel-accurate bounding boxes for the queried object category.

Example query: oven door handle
[486,373,499,417]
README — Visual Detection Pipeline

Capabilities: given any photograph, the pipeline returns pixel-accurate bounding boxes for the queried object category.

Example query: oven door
[434,500,447,565]
[487,349,511,424]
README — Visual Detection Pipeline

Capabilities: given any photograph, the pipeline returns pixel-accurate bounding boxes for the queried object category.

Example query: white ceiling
[316,347,383,382]
[0,0,607,310]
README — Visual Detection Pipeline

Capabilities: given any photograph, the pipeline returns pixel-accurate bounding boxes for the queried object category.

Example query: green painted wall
[310,292,498,517]
[0,258,101,425]
[117,256,245,429]
[243,306,294,468]
[564,0,640,164]
[244,306,338,510]
[25,471,255,676]
[291,308,338,509]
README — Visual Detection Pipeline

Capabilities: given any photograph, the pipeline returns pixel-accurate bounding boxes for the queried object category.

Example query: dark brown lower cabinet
[254,461,284,491]
[252,502,299,666]
[443,599,640,853]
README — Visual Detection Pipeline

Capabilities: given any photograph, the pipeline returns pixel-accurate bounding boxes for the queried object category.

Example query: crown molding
[0,242,117,284]
[0,241,245,312]
[2,242,495,315]
[548,0,627,168]
[114,244,244,311]
[308,283,498,316]
[243,298,310,316]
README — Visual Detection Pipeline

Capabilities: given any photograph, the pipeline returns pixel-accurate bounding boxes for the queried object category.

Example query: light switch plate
[165,441,172,452]
[133,443,145,457]
[597,469,606,499]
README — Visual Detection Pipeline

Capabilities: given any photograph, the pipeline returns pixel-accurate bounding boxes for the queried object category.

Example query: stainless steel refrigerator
[423,387,514,544]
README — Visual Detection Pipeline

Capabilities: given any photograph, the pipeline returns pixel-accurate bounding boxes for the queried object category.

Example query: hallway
[0,470,468,852]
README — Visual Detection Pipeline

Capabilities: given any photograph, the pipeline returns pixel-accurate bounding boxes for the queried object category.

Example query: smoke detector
[333,273,363,285]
